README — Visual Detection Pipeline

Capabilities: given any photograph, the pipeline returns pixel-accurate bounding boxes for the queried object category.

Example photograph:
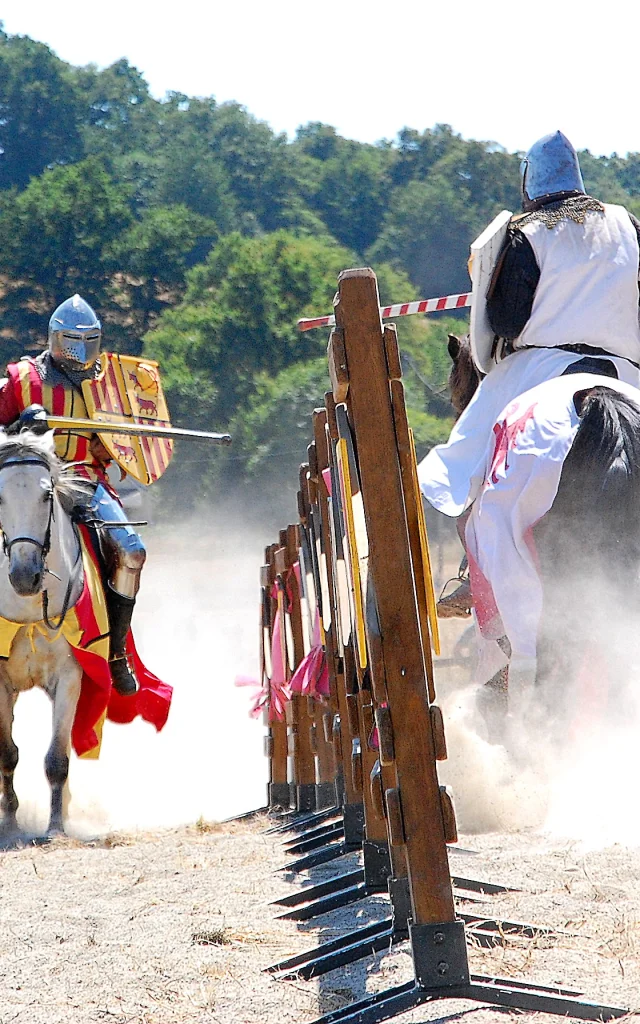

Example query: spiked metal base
[281,841,350,873]
[342,801,365,846]
[284,823,345,855]
[266,807,340,836]
[221,805,269,824]
[306,975,627,1024]
[362,841,391,890]
[266,911,550,980]
[316,781,337,808]
[296,783,317,813]
[268,782,291,810]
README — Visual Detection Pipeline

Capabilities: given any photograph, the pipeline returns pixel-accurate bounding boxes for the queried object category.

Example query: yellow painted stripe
[409,429,440,657]
[337,437,367,671]
[18,363,32,410]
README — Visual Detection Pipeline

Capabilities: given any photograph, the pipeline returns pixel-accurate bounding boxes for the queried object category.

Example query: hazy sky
[4,0,640,157]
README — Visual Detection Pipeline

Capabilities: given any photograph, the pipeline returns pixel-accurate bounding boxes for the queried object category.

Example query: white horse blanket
[455,373,640,666]
[419,347,640,518]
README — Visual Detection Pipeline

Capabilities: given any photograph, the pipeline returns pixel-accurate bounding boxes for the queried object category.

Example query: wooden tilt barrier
[262,523,343,818]
[261,543,289,810]
[258,268,628,1021]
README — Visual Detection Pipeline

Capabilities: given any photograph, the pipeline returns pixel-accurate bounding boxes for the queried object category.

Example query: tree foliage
[0,32,83,191]
[144,231,356,428]
[4,28,640,512]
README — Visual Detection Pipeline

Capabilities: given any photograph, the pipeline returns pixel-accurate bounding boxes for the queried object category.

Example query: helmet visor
[50,331,101,370]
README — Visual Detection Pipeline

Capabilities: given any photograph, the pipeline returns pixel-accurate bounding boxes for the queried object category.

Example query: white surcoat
[516,203,640,360]
[464,374,640,662]
[419,203,640,517]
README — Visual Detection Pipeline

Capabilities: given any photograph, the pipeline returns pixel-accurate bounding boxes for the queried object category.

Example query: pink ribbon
[267,589,292,720]
[237,563,327,720]
[234,674,270,719]
[289,608,329,700]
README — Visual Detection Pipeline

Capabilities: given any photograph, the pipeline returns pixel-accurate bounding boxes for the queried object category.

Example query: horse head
[0,432,82,599]
[447,333,484,419]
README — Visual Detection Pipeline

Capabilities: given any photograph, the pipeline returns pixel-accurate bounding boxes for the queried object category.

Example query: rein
[0,456,82,634]
[0,458,54,561]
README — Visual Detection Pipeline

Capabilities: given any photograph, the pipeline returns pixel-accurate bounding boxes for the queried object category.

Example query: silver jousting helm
[48,294,102,370]
[521,131,585,207]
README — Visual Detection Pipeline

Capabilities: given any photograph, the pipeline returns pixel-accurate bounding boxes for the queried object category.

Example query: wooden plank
[266,543,288,790]
[285,524,316,789]
[313,408,361,810]
[327,327,349,403]
[334,268,455,925]
[389,372,438,699]
[323,400,390,847]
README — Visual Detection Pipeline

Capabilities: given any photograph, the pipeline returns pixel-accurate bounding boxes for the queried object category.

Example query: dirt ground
[1,815,640,1024]
[2,533,639,1024]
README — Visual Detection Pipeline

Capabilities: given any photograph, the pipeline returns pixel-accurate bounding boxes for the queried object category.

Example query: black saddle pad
[560,356,618,379]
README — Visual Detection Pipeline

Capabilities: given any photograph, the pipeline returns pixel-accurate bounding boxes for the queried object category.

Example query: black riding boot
[107,585,138,696]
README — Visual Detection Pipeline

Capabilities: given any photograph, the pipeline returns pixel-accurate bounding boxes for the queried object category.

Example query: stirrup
[436,578,473,619]
[110,655,138,696]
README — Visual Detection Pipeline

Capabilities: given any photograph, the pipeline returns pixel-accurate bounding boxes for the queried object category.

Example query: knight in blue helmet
[487,131,640,363]
[419,131,640,616]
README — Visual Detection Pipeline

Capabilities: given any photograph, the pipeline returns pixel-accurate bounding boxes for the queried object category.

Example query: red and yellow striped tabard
[6,359,106,483]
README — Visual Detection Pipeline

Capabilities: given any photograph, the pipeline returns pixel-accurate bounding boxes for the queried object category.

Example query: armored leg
[89,484,146,696]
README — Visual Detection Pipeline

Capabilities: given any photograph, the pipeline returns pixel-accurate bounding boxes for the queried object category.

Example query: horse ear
[41,429,56,453]
[573,387,595,416]
[447,335,460,361]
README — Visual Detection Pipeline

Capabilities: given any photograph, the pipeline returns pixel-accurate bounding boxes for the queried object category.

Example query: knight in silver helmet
[0,294,146,696]
[419,130,640,618]
[49,294,102,372]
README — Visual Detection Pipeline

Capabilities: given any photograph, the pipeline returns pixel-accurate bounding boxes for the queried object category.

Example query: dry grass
[2,819,640,1022]
[192,927,230,946]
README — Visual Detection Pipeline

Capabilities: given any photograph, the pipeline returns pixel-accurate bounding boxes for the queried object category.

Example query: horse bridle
[0,457,81,631]
[0,458,55,560]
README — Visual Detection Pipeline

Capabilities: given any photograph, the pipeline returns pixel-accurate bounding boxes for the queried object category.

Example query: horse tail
[552,385,640,558]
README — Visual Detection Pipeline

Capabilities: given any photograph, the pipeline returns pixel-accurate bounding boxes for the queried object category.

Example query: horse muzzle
[8,544,45,597]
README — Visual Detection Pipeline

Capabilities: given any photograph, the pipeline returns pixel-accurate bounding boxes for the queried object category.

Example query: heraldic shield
[82,354,174,485]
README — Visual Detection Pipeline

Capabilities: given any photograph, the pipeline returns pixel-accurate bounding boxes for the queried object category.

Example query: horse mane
[537,386,640,572]
[0,432,93,508]
[560,386,640,510]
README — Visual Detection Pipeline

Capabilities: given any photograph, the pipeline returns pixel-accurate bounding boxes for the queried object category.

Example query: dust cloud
[437,613,640,850]
[12,516,271,837]
[12,507,640,852]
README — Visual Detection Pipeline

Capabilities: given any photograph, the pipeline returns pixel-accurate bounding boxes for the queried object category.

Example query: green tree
[309,142,392,254]
[144,231,356,428]
[0,32,83,190]
[107,205,218,347]
[74,58,158,158]
[390,124,462,189]
[0,160,132,354]
[578,150,631,204]
[370,177,479,297]
[225,357,331,503]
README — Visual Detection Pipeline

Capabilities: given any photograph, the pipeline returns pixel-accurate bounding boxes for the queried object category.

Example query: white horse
[0,432,90,836]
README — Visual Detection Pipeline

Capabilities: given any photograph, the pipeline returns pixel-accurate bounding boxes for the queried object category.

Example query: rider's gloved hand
[16,404,50,435]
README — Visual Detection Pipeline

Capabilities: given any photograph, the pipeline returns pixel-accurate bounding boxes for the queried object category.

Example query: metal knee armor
[89,483,146,599]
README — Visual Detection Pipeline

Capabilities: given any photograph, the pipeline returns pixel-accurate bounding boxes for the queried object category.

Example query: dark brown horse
[446,334,483,420]
[445,336,640,735]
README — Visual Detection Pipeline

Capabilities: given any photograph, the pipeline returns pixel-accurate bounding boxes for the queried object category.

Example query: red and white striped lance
[297,291,472,332]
